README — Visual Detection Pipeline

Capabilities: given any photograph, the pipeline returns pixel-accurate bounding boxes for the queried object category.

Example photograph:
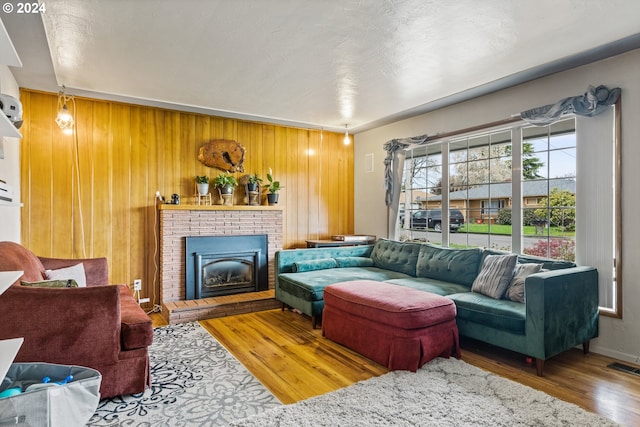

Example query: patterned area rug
[231,357,619,427]
[87,322,281,426]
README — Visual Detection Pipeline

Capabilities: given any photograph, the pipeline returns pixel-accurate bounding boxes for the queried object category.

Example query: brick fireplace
[158,205,283,324]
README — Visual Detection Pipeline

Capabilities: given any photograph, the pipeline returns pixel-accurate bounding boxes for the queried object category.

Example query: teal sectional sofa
[275,238,599,375]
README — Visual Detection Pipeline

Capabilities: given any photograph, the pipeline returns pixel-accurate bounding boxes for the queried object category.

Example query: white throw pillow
[45,263,87,287]
[505,263,543,303]
[471,254,517,299]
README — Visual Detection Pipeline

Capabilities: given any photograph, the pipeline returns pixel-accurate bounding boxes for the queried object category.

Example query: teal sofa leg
[536,359,544,377]
[583,341,590,354]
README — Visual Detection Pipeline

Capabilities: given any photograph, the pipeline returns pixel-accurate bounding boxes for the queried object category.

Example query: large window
[397,109,620,315]
[521,119,576,261]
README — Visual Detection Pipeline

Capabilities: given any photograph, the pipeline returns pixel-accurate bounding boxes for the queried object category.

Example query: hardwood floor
[152,310,640,426]
[199,309,387,404]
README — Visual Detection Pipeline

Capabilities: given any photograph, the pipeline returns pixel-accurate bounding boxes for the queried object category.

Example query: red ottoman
[322,280,460,371]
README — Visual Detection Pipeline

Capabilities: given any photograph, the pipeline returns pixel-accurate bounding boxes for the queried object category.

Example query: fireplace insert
[185,235,268,299]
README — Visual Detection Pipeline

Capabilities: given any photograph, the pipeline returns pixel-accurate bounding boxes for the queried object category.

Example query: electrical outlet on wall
[133,279,142,291]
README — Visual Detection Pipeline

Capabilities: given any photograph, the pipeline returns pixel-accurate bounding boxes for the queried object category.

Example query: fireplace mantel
[159,204,283,212]
[159,204,283,324]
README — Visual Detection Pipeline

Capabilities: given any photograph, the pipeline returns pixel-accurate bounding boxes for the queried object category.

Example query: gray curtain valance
[520,85,620,126]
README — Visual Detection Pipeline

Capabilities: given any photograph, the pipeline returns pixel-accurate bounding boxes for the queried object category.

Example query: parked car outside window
[408,209,465,232]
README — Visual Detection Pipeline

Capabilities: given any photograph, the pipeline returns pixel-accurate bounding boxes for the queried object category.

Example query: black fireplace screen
[185,235,268,299]
[202,259,253,287]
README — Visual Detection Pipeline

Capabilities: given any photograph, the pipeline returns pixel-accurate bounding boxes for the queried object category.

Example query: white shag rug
[231,357,618,427]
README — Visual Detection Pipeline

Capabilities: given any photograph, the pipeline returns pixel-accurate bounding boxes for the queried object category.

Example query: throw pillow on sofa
[505,263,543,303]
[471,254,517,299]
[292,258,337,273]
[21,279,79,288]
[334,257,375,268]
[44,263,87,287]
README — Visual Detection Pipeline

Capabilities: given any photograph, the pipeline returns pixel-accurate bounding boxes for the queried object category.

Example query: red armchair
[0,241,153,398]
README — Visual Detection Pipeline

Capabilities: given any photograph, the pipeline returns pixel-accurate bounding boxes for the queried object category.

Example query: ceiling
[3,0,640,133]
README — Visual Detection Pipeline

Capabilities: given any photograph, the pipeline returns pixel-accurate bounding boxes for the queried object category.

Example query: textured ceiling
[4,0,640,132]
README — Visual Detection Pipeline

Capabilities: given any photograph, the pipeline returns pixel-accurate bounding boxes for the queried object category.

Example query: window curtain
[382,85,620,240]
[383,134,428,238]
[520,85,620,126]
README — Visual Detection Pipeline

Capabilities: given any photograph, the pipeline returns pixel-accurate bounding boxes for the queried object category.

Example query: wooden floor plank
[199,309,387,404]
[152,310,640,426]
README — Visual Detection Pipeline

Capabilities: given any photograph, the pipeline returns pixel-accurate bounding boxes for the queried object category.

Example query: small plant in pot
[266,168,282,205]
[212,172,238,194]
[195,175,209,195]
[246,173,263,192]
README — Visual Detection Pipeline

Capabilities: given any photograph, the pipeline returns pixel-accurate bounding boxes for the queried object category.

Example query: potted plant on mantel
[195,175,209,195]
[243,173,263,206]
[246,173,263,192]
[212,172,238,206]
[266,168,282,206]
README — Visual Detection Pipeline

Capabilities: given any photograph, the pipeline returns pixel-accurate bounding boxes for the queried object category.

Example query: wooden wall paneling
[146,108,162,304]
[261,124,276,208]
[210,117,224,140]
[19,90,354,299]
[273,126,288,246]
[110,103,132,285]
[73,98,95,258]
[324,132,339,236]
[25,92,55,255]
[284,127,298,247]
[222,118,237,141]
[168,111,183,197]
[316,130,330,239]
[52,129,74,258]
[235,121,251,205]
[307,130,320,240]
[18,90,31,246]
[194,114,211,201]
[129,106,147,294]
[343,136,354,234]
[90,100,113,262]
[250,123,264,178]
[179,113,196,199]
[297,129,310,245]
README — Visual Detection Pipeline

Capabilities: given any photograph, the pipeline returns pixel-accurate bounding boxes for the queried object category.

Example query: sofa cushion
[505,263,543,303]
[292,258,337,272]
[447,292,526,334]
[0,241,46,282]
[385,277,471,296]
[118,285,154,350]
[370,239,421,277]
[472,254,517,299]
[278,267,411,302]
[416,244,482,287]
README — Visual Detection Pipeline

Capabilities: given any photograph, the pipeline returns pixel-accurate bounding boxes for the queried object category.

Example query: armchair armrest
[39,256,109,286]
[0,284,121,366]
[524,266,599,360]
